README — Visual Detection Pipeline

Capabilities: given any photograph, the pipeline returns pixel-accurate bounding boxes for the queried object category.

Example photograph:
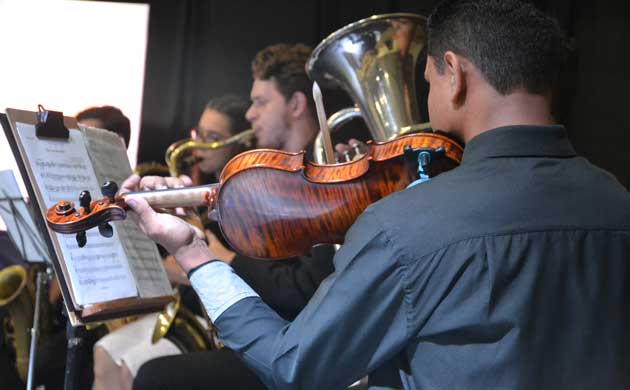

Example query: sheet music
[16,123,137,305]
[82,126,172,298]
[0,170,49,263]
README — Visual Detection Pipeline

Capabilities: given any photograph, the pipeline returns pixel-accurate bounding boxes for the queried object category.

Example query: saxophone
[0,264,51,381]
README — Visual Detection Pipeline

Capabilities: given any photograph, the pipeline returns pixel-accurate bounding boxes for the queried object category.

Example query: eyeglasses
[190,127,226,143]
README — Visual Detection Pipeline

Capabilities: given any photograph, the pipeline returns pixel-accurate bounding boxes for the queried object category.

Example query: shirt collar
[460,125,577,165]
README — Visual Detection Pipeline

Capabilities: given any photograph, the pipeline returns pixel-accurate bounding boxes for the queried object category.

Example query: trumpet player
[190,96,252,181]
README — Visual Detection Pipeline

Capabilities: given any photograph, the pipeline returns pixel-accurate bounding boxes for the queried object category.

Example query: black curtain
[131,0,629,189]
[135,0,439,164]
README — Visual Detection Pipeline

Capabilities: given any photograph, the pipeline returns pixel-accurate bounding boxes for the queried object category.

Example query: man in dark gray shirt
[122,0,630,389]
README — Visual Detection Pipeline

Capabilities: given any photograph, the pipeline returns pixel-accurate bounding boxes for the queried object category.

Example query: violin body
[46,133,463,259]
[215,132,461,258]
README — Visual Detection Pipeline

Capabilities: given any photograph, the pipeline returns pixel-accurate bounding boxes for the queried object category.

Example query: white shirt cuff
[189,260,259,322]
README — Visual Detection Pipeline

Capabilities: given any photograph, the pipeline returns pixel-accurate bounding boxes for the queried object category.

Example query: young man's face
[246,78,292,150]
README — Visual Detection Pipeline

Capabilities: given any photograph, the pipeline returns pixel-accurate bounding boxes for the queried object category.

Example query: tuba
[306,13,431,163]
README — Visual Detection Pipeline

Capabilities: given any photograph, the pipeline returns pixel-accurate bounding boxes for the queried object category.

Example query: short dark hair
[427,0,565,95]
[205,95,250,135]
[76,105,131,147]
[251,43,314,112]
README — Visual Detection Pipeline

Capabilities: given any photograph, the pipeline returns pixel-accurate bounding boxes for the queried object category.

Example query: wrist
[172,237,214,273]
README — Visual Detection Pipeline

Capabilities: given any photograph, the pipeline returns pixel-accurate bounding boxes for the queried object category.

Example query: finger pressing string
[120,174,141,194]
[178,175,193,187]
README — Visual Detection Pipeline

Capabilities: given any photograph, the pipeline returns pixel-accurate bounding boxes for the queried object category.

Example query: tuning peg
[76,231,87,248]
[98,223,114,238]
[54,200,75,216]
[101,181,118,203]
[79,190,92,213]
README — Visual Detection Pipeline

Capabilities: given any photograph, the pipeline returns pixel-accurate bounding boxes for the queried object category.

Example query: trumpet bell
[307,13,428,142]
[164,129,255,177]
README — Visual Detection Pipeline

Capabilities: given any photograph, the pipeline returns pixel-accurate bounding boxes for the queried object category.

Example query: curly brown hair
[251,43,314,112]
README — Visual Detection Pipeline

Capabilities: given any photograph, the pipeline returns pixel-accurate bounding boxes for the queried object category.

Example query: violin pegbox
[46,181,127,247]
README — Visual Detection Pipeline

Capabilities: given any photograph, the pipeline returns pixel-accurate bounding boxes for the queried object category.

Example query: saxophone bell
[0,264,52,382]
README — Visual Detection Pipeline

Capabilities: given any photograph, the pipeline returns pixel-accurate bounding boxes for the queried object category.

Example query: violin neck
[124,184,219,209]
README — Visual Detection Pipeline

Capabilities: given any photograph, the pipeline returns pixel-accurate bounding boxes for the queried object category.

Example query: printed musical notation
[17,123,138,305]
[82,126,172,298]
[34,160,88,171]
[116,221,173,297]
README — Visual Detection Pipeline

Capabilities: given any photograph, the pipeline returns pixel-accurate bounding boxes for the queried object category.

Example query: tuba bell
[306,13,431,163]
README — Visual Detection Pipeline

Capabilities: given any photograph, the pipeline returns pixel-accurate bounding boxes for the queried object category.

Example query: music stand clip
[35,104,69,139]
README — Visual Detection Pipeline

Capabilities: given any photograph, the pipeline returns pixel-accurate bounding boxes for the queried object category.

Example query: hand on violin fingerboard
[121,174,194,217]
[139,175,193,190]
[121,174,212,273]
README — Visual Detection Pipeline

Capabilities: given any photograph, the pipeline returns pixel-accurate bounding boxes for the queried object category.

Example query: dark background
[117,0,629,189]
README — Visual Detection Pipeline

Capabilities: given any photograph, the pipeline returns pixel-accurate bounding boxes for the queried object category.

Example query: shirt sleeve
[207,209,411,390]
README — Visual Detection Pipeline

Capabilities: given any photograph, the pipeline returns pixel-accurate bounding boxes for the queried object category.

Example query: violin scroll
[46,182,127,247]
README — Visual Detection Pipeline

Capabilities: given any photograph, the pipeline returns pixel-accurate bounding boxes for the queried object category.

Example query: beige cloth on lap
[94,313,181,376]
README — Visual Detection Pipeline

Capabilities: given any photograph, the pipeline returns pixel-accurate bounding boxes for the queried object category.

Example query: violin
[45,133,463,259]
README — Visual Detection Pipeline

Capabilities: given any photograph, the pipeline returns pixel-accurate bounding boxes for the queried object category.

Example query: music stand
[0,172,50,263]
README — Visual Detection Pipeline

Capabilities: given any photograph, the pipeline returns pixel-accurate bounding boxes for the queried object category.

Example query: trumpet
[164,129,255,177]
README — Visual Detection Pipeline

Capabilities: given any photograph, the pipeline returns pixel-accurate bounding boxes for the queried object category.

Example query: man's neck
[282,116,319,153]
[461,89,555,143]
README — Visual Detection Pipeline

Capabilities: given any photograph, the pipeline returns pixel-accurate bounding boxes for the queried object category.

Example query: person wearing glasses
[189,96,252,182]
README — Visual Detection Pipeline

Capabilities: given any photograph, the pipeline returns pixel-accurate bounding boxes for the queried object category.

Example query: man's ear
[288,91,308,118]
[443,51,466,107]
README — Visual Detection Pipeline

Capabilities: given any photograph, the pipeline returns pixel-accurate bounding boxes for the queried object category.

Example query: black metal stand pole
[25,270,47,390]
[63,317,86,390]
